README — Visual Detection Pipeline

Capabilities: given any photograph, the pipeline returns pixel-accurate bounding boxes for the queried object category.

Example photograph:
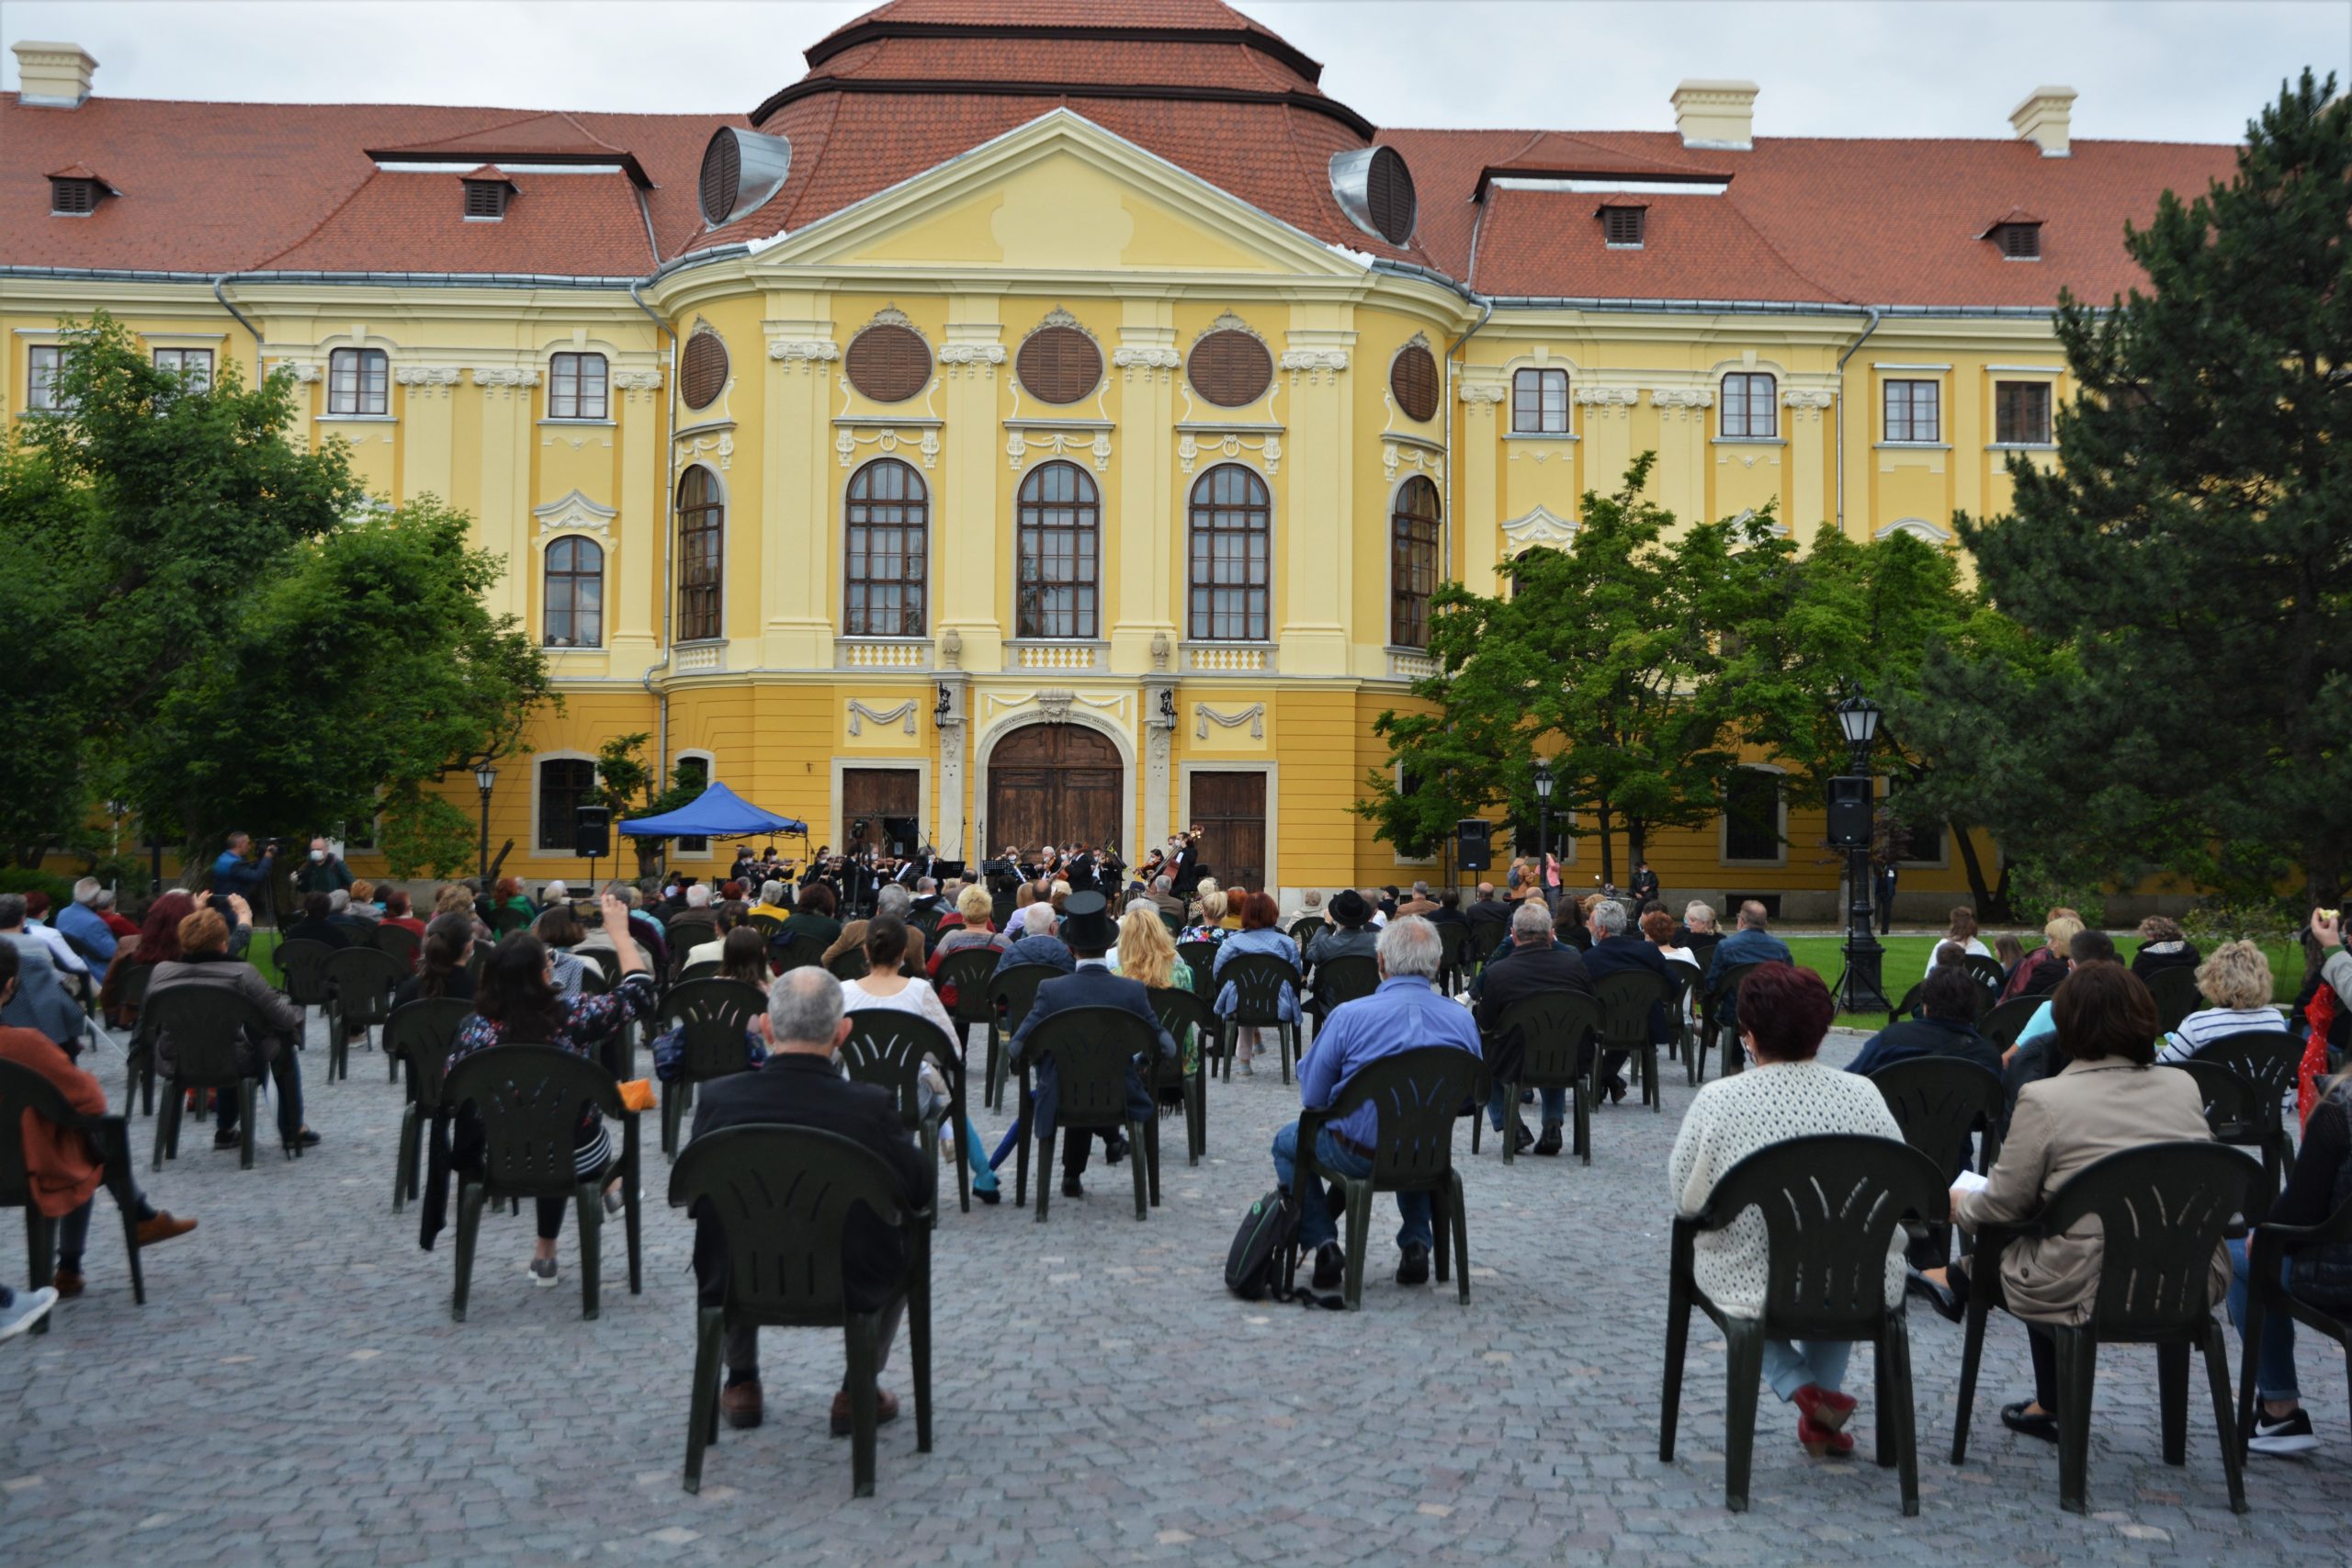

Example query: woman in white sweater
[1667,961,1907,1457]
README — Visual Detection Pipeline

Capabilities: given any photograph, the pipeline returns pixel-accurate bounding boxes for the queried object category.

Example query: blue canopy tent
[615,781,807,842]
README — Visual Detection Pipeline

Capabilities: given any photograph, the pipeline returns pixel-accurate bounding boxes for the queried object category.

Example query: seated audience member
[786,881,844,954]
[1994,932,2027,983]
[1213,892,1302,1075]
[1932,941,1970,972]
[55,879,119,967]
[992,902,1075,979]
[0,895,87,1051]
[686,901,748,969]
[98,890,197,1029]
[1947,906,1992,960]
[2226,1056,2352,1455]
[1274,917,1482,1291]
[380,889,426,942]
[1645,908,1694,967]
[395,912,479,1008]
[537,880,570,911]
[345,881,385,923]
[0,943,198,1298]
[533,906,591,996]
[571,883,657,975]
[447,896,657,1287]
[94,889,139,942]
[2002,930,2124,1100]
[490,876,537,924]
[1116,904,1198,1094]
[684,968,933,1434]
[841,915,997,1204]
[1846,965,2005,1079]
[1581,899,1676,1104]
[1396,881,1438,919]
[1683,901,1721,942]
[1999,915,2080,1000]
[1178,889,1234,947]
[1669,963,1907,1457]
[1430,889,1468,931]
[928,885,1008,1010]
[322,890,371,939]
[826,885,928,976]
[610,884,671,973]
[1006,894,1174,1200]
[680,882,715,918]
[2155,942,2289,1115]
[2130,915,2201,981]
[282,892,350,952]
[1303,889,1382,1019]
[1916,964,2224,1445]
[1476,900,1596,1155]
[148,905,319,1153]
[1149,876,1186,923]
[1466,883,1511,928]
[18,894,90,982]
[715,927,772,993]
[1703,901,1793,1038]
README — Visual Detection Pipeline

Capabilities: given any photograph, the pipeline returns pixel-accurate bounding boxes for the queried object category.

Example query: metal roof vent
[1329,145,1417,246]
[697,126,793,229]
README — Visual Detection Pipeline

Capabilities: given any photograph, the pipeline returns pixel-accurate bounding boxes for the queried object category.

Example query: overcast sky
[5,1,2346,142]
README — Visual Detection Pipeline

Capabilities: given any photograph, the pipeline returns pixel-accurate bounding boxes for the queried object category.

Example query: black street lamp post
[1833,688,1888,1013]
[473,763,498,886]
[1532,757,1555,908]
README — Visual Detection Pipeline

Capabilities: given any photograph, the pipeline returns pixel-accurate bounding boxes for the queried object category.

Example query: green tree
[0,446,104,863]
[1361,457,1773,886]
[1922,72,2352,901]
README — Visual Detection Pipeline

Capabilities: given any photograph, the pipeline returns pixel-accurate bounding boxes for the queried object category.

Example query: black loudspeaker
[1456,818,1493,871]
[574,806,611,859]
[881,816,921,859]
[1825,776,1873,850]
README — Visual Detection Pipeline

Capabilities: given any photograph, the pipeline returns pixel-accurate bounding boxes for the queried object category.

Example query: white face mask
[310,849,326,862]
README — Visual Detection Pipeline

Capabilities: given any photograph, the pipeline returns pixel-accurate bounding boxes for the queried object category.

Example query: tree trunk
[1949,817,2016,922]
[1596,801,1616,890]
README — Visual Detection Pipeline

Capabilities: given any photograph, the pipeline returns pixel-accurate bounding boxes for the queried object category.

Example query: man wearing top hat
[1303,887,1383,1027]
[1004,891,1176,1201]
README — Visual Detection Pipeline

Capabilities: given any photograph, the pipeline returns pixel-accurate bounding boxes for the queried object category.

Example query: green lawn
[246,927,284,988]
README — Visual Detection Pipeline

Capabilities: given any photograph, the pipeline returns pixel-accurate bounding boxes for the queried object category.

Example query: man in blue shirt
[1703,900,1792,1035]
[209,831,275,901]
[53,879,119,967]
[1272,916,1482,1292]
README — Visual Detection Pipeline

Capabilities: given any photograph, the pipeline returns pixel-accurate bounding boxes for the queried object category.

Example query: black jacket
[686,1054,933,1311]
[1009,964,1176,1132]
[1582,935,1677,1044]
[1473,940,1595,1083]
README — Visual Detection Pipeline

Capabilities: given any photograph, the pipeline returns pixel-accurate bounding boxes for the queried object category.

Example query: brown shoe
[828,1385,901,1437]
[136,1212,198,1247]
[51,1269,85,1299]
[720,1381,763,1430]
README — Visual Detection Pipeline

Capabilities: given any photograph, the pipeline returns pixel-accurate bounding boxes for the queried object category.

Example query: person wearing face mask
[294,837,354,897]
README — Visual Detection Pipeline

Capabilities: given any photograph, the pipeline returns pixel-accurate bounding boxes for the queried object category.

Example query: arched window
[543,536,604,648]
[1187,464,1271,642]
[1390,476,1442,649]
[677,466,723,643]
[1015,461,1100,639]
[845,458,928,637]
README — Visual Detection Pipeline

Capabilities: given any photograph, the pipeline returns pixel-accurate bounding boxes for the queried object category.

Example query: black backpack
[1224,1189,1301,1301]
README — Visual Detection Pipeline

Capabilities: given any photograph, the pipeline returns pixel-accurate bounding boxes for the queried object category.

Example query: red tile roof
[256,167,654,276]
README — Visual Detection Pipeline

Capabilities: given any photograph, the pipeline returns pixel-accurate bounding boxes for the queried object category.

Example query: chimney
[13,40,98,108]
[2009,85,2076,158]
[1671,79,1758,151]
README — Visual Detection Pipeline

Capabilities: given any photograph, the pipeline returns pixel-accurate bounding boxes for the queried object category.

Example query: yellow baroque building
[1,6,2234,914]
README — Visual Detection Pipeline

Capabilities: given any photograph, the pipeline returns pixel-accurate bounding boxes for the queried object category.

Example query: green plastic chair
[369,921,422,972]
[386,998,472,1212]
[1012,1005,1161,1222]
[0,1059,144,1325]
[2174,1060,2273,1224]
[1146,986,1218,1165]
[1218,952,1301,1084]
[829,948,872,982]
[1661,1134,1946,1515]
[272,936,336,1029]
[663,916,718,977]
[742,912,786,943]
[322,945,406,1083]
[442,1044,643,1323]
[145,985,278,1169]
[985,964,1056,1111]
[1950,1141,2257,1516]
[2143,965,2203,1033]
[1869,1056,2007,1265]
[2187,1029,2303,1195]
[1977,993,2046,1049]
[675,960,720,986]
[1661,957,1701,1066]
[115,963,157,1115]
[1592,969,1668,1111]
[652,979,767,1158]
[841,1010,967,1213]
[1314,954,1382,1020]
[773,930,830,976]
[1491,991,1600,1166]
[1701,962,1762,1083]
[1175,941,1219,1000]
[2237,1190,2352,1461]
[668,1124,933,1497]
[1285,1045,1484,1310]
[492,907,534,936]
[934,949,1003,1107]
[1962,953,2007,998]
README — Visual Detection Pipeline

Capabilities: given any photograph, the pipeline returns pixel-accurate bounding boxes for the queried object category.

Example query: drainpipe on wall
[210,274,265,367]
[628,189,679,804]
[1833,306,1883,537]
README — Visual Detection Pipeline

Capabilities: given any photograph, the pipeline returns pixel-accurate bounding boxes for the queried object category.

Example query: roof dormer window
[460,168,514,220]
[46,165,110,216]
[1980,210,2043,260]
[1600,199,1646,249]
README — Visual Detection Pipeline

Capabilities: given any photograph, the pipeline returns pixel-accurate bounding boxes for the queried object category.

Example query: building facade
[0,7,2235,910]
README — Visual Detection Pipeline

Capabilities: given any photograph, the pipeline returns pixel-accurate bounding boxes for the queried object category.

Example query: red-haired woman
[1210,891,1300,1075]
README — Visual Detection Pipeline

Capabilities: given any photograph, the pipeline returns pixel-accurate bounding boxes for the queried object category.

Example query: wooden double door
[1190,770,1267,892]
[987,723,1124,857]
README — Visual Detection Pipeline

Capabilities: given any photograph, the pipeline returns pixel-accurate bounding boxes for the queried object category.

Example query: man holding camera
[209,831,276,901]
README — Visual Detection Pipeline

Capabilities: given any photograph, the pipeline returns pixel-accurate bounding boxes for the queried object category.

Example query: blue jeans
[1762,1337,1850,1400]
[1271,1122,1431,1254]
[2227,1236,2300,1402]
[1487,1083,1566,1131]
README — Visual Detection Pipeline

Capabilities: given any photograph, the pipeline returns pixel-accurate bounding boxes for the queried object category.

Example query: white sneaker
[0,1287,59,1342]
[2249,1408,2320,1455]
[527,1258,559,1289]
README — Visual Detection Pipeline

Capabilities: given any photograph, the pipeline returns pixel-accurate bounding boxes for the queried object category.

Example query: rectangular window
[1722,769,1783,863]
[548,352,608,421]
[1886,777,1946,865]
[329,348,389,416]
[1883,378,1939,444]
[1603,207,1645,247]
[1995,380,2052,446]
[1511,367,1569,434]
[672,757,710,854]
[1720,372,1777,439]
[152,347,213,391]
[537,758,598,852]
[28,345,69,411]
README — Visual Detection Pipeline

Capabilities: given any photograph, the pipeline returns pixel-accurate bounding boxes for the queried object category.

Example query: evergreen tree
[1919,72,2351,900]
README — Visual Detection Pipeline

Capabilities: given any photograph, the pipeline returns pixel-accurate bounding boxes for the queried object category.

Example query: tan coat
[1955,1059,2229,1325]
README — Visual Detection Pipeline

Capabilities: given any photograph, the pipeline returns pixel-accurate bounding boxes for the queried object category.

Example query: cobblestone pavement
[5,1008,2346,1567]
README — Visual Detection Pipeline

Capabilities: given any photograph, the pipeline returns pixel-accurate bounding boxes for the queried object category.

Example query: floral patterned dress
[448,972,657,1178]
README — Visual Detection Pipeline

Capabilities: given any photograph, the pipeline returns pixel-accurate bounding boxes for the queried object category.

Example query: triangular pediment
[752,108,1365,280]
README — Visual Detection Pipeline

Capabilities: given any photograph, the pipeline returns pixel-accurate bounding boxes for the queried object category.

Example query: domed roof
[693,0,1425,262]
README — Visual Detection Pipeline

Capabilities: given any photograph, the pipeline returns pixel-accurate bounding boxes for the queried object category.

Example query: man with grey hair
[823,882,926,975]
[910,875,945,922]
[1149,874,1184,923]
[991,900,1073,978]
[1703,898,1792,1038]
[1581,898,1676,1103]
[55,876,118,966]
[684,966,932,1436]
[684,882,713,910]
[1272,915,1483,1291]
[1474,897,1596,1156]
[0,895,86,1049]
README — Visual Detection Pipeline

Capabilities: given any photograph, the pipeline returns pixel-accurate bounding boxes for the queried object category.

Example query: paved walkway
[4,1010,2346,1566]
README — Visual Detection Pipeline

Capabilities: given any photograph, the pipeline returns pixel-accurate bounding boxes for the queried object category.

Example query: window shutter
[1363,146,1418,245]
[1016,325,1102,406]
[1186,330,1273,408]
[462,180,507,219]
[1605,207,1645,246]
[49,177,97,215]
[698,132,741,226]
[1390,344,1440,423]
[681,331,729,411]
[2000,223,2041,259]
[844,324,933,404]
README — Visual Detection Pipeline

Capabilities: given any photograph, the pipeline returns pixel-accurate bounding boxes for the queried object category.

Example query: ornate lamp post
[1832,688,1888,1012]
[1532,757,1555,907]
[473,763,498,886]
